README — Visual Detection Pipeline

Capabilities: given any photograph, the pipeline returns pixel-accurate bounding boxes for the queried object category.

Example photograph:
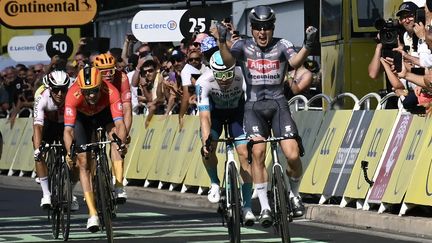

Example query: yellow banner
[300,110,352,194]
[123,115,144,178]
[0,118,26,171]
[10,119,34,172]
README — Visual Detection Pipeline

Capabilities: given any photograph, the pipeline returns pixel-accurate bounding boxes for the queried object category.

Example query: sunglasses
[251,23,274,31]
[188,57,201,63]
[82,87,100,96]
[100,68,115,76]
[214,70,234,80]
[50,86,68,94]
[141,68,155,76]
[192,42,201,47]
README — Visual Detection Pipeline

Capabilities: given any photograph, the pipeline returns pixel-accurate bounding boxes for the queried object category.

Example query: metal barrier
[357,92,382,110]
[288,95,309,111]
[330,92,360,110]
[307,93,332,111]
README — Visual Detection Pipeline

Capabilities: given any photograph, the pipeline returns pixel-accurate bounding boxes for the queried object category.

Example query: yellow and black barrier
[3,106,432,214]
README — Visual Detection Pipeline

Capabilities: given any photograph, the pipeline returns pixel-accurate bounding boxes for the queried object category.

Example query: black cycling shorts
[41,120,64,144]
[243,98,298,138]
[74,108,113,147]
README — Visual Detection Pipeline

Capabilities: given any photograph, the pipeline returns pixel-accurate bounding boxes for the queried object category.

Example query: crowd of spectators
[0,19,322,126]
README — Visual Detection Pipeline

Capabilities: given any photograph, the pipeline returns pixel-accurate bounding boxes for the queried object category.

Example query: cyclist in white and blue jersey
[196,51,255,226]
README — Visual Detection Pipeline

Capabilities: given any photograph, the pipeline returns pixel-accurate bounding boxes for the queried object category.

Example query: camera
[374,18,403,72]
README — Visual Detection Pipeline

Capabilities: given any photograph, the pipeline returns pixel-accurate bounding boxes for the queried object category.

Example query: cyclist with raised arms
[212,5,317,227]
[93,53,132,201]
[33,70,78,211]
[63,66,127,232]
[197,51,255,226]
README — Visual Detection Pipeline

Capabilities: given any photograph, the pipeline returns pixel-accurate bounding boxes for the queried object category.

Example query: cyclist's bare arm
[33,124,43,157]
[199,110,212,145]
[288,48,311,70]
[122,102,132,134]
[113,119,127,143]
[63,126,74,155]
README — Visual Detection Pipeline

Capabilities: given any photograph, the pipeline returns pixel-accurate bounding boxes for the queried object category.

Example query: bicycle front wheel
[49,151,60,239]
[60,162,72,240]
[227,163,241,243]
[96,159,114,243]
[274,166,291,243]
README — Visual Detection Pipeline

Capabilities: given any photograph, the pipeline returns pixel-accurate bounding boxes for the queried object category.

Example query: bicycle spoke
[227,163,241,243]
[274,166,291,243]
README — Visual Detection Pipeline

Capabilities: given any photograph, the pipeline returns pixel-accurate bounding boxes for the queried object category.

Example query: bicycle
[71,127,123,243]
[37,141,72,241]
[203,123,245,243]
[247,134,304,243]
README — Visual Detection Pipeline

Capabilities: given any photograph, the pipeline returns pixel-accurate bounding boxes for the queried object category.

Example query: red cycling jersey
[64,80,124,127]
[111,70,131,104]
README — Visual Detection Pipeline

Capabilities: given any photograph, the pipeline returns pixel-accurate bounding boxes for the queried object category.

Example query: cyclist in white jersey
[213,5,317,227]
[33,70,78,211]
[197,51,255,226]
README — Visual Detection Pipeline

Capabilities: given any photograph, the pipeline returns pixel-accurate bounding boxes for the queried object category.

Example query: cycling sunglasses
[251,23,274,31]
[100,68,115,76]
[82,87,100,96]
[213,70,234,80]
[50,86,68,94]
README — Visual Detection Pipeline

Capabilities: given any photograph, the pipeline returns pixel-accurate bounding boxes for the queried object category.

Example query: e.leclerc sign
[0,0,98,28]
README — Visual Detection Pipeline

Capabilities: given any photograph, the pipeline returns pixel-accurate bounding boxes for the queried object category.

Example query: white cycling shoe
[86,216,100,233]
[115,187,128,204]
[40,195,51,209]
[207,184,220,203]
[243,208,256,226]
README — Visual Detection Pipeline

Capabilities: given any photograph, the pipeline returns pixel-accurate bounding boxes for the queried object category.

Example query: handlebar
[35,141,64,161]
[246,133,305,164]
[70,132,125,159]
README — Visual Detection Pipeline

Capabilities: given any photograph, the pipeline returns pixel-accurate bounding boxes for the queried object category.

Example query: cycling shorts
[41,120,64,144]
[74,108,113,147]
[207,106,247,147]
[243,98,298,138]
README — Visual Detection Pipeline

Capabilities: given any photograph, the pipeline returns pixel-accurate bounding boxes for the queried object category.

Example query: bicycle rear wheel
[227,163,241,243]
[273,166,291,243]
[60,162,72,240]
[96,155,114,243]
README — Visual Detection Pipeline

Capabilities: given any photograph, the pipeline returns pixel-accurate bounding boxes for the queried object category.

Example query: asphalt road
[0,185,428,243]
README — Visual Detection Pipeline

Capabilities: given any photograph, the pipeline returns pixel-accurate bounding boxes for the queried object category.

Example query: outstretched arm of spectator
[368,43,383,79]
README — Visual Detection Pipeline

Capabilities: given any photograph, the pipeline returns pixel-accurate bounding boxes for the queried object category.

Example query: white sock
[39,177,50,197]
[289,177,301,198]
[255,183,270,212]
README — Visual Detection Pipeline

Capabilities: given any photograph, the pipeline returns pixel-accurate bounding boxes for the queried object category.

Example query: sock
[255,183,270,212]
[242,183,253,209]
[112,160,124,187]
[204,165,220,185]
[39,176,50,197]
[289,177,301,198]
[84,191,97,216]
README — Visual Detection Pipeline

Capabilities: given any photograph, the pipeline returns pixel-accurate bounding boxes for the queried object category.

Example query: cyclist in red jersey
[63,66,127,232]
[93,53,132,201]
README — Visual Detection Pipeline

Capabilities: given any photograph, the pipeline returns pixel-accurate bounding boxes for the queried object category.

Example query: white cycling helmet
[43,70,70,88]
[209,51,235,89]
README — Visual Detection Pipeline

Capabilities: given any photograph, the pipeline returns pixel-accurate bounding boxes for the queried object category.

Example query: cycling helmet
[209,51,234,72]
[93,53,115,69]
[42,70,70,88]
[248,5,276,24]
[77,66,102,90]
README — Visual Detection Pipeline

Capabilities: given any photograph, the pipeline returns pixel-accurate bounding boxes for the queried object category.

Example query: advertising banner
[367,114,412,203]
[7,35,50,62]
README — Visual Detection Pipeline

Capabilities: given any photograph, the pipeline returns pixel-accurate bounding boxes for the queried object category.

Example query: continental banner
[404,117,432,206]
[147,116,179,182]
[123,115,144,179]
[125,115,166,180]
[166,116,201,184]
[0,118,26,171]
[300,110,351,195]
[381,115,427,204]
[366,113,412,204]
[10,119,34,173]
[322,110,374,198]
[344,110,398,201]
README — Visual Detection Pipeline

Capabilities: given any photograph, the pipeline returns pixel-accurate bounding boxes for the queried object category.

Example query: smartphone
[393,51,402,73]
[223,17,231,23]
[415,8,425,24]
[233,30,239,36]
[127,34,138,42]
[412,67,425,75]
[210,20,218,29]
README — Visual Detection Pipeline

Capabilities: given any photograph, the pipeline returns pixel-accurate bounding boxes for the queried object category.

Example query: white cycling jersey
[33,87,64,126]
[196,66,246,111]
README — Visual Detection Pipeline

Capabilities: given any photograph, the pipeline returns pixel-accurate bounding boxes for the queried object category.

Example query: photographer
[368,1,420,110]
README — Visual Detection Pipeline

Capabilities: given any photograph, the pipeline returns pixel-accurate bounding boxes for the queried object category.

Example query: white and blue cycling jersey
[196,66,246,111]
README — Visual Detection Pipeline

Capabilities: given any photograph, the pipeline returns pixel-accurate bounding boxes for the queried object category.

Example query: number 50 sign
[46,34,74,59]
